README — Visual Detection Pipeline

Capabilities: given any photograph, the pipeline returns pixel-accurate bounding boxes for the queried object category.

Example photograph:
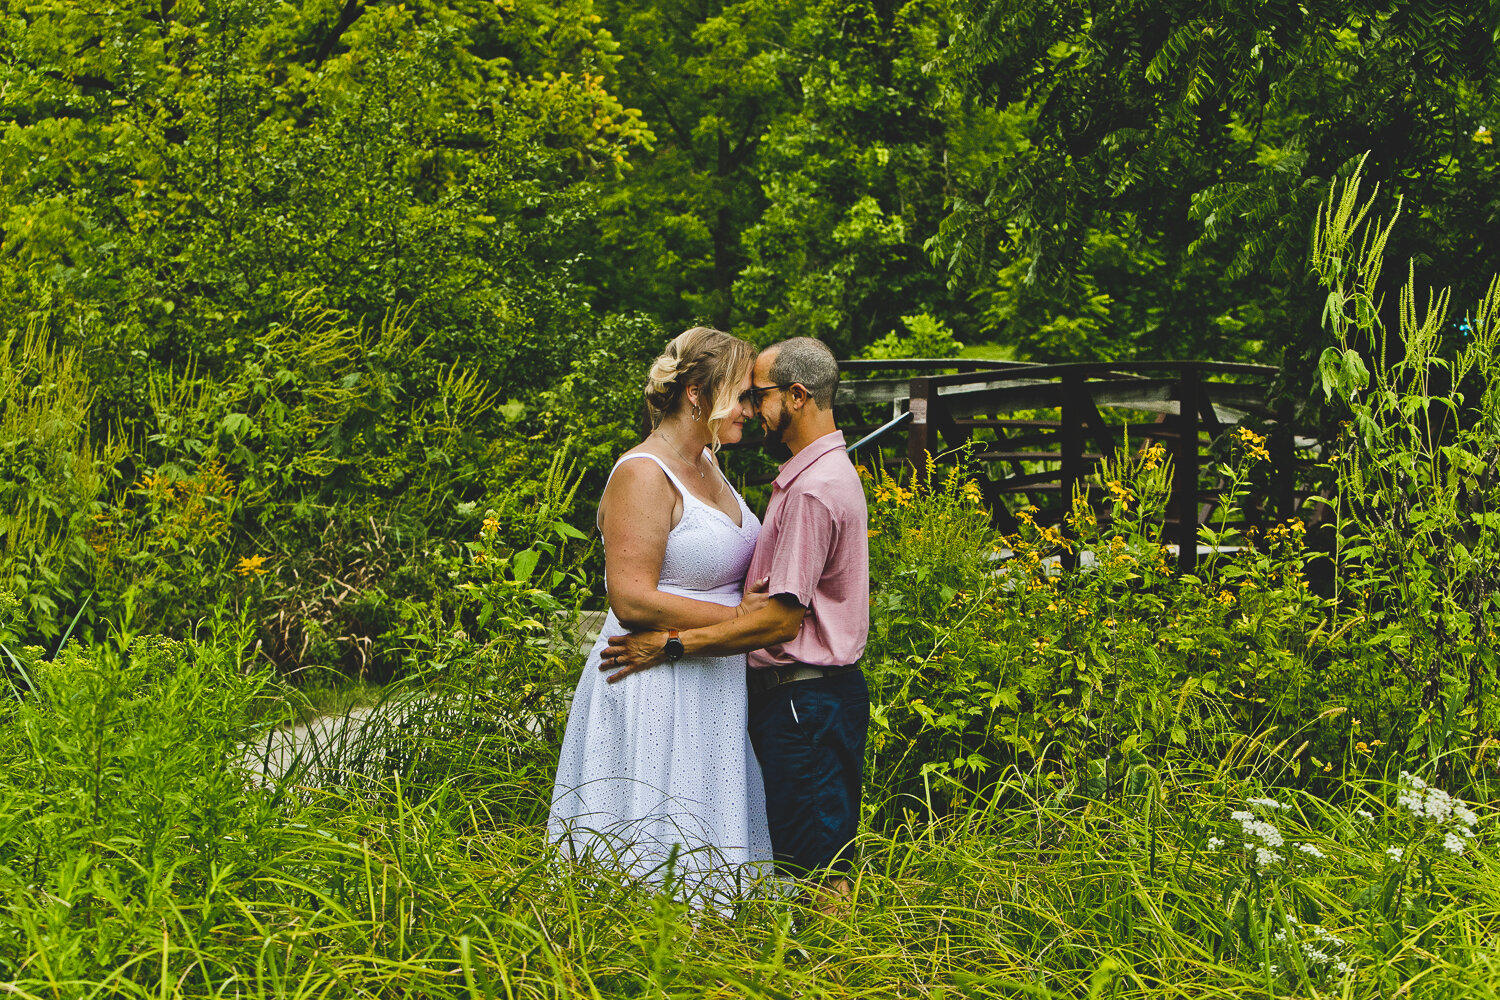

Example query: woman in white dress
[549,327,773,901]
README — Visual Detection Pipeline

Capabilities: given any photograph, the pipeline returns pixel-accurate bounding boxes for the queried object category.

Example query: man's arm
[600,593,805,684]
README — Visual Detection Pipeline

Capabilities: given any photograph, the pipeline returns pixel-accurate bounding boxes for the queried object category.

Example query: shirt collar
[773,430,847,490]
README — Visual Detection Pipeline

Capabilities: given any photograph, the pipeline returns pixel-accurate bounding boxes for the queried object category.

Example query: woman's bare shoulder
[603,447,678,504]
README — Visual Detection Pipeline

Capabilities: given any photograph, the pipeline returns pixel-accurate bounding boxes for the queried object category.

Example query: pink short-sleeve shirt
[747,430,869,669]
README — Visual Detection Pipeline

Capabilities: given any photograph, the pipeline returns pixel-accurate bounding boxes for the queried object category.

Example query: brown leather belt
[748,662,860,694]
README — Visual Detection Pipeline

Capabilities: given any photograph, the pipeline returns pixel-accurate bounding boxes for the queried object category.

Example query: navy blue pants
[748,669,869,876]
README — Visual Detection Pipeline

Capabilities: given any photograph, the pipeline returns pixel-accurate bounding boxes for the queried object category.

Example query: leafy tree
[0,0,648,400]
[732,0,966,354]
[938,0,1500,367]
[582,0,971,354]
[581,0,802,330]
[0,0,649,640]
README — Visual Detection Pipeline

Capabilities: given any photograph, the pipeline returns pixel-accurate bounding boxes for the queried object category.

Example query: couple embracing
[549,328,869,909]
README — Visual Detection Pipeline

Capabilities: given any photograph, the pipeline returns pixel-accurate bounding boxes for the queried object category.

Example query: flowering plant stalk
[1313,163,1500,760]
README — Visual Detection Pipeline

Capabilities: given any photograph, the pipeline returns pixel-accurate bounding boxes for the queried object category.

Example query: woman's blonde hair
[644,327,754,450]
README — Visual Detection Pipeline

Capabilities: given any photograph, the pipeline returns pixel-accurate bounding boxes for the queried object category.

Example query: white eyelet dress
[549,452,773,903]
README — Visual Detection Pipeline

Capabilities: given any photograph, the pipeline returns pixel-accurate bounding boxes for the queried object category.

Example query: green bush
[863,436,1345,815]
[0,327,122,641]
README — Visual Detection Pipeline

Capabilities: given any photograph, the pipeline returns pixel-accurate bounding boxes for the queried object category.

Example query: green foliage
[583,0,802,329]
[585,0,971,353]
[0,0,647,394]
[0,0,655,646]
[864,439,1344,813]
[1313,169,1500,761]
[939,0,1500,369]
[2,616,1498,996]
[857,312,964,362]
[0,326,122,638]
[376,449,591,687]
[534,311,666,476]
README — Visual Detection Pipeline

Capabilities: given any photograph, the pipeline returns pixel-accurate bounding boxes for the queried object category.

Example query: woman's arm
[598,457,740,631]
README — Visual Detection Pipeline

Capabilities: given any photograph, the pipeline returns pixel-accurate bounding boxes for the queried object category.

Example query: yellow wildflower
[1477,126,1494,144]
[1216,590,1235,605]
[1233,426,1271,461]
[235,554,270,577]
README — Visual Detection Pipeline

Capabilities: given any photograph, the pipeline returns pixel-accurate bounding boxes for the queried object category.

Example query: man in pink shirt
[602,337,870,910]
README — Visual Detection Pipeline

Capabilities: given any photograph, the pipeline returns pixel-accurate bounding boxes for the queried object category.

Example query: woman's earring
[692,402,702,421]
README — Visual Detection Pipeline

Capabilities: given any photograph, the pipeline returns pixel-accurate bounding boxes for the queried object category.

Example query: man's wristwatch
[663,630,685,663]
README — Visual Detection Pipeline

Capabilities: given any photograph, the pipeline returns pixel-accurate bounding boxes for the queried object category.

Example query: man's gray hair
[768,337,839,409]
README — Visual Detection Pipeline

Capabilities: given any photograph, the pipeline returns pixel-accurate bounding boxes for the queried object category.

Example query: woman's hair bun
[643,347,683,414]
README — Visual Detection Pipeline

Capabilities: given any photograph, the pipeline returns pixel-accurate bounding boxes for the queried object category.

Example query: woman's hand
[735,576,772,618]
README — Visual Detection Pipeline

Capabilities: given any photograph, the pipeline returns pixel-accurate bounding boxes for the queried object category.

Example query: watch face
[664,637,685,661]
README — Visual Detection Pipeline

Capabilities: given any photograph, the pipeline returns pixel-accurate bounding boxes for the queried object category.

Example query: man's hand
[600,629,667,683]
[736,576,771,618]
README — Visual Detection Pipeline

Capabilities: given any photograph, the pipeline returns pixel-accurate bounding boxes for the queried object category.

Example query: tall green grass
[0,632,1492,999]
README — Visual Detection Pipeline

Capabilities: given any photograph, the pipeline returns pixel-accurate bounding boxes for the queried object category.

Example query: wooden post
[907,376,932,476]
[1273,399,1295,521]
[1173,367,1201,574]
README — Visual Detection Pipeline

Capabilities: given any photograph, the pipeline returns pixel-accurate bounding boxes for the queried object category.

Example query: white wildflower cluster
[1297,843,1327,860]
[1385,846,1404,863]
[1206,836,1225,851]
[1353,809,1374,824]
[1271,916,1353,979]
[1247,796,1293,812]
[1230,805,1285,869]
[1397,772,1478,856]
[1231,810,1285,848]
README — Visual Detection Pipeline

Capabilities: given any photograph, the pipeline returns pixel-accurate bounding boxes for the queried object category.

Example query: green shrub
[0,326,122,641]
[864,437,1343,814]
[857,312,964,362]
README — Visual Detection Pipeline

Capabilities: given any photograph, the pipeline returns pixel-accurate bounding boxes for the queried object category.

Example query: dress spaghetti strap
[598,452,691,531]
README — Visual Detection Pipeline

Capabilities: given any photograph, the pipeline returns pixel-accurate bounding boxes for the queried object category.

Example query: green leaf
[1342,348,1370,394]
[219,413,255,439]
[1318,347,1343,401]
[510,548,541,583]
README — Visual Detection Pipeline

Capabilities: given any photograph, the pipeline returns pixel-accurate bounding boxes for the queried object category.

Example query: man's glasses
[739,383,799,409]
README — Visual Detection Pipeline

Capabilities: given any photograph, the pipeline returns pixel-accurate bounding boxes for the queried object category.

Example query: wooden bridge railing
[832,359,1304,573]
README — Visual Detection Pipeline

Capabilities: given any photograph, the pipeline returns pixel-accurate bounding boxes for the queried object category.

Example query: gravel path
[241,610,607,784]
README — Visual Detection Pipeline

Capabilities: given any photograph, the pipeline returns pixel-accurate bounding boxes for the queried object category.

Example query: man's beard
[761,408,793,461]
